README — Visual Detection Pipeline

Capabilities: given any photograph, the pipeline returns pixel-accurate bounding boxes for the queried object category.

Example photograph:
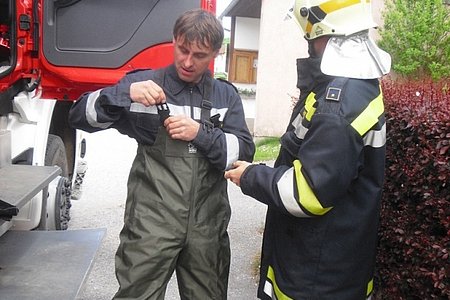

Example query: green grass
[254,137,281,162]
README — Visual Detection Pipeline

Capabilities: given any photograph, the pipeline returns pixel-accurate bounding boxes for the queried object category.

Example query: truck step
[0,228,106,300]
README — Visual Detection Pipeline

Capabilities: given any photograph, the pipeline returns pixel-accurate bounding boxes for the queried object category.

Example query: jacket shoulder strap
[319,77,349,115]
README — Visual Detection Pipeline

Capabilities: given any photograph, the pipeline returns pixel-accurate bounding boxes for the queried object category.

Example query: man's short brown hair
[173,9,224,51]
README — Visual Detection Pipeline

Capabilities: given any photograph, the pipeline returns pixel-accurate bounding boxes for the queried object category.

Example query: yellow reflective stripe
[367,278,374,296]
[306,22,313,35]
[277,168,309,217]
[293,160,333,216]
[267,266,293,300]
[320,0,361,14]
[305,0,371,34]
[351,92,384,136]
[304,92,316,121]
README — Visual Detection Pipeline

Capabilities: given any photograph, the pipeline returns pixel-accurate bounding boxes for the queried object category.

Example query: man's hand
[130,80,166,106]
[224,161,251,187]
[164,115,200,141]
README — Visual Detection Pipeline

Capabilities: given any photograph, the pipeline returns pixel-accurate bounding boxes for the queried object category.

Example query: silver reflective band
[263,280,275,299]
[276,167,309,217]
[86,89,113,129]
[224,133,239,170]
[292,113,309,140]
[130,103,228,122]
[321,31,391,79]
[363,123,386,148]
[130,102,158,114]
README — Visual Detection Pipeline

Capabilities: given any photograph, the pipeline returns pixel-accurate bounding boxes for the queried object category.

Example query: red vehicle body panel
[0,0,216,101]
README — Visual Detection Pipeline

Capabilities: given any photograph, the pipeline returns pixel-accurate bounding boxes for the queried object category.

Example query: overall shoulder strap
[200,74,213,123]
[200,75,221,130]
[152,68,170,123]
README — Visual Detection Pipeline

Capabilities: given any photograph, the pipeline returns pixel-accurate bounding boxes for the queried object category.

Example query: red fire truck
[0,1,216,298]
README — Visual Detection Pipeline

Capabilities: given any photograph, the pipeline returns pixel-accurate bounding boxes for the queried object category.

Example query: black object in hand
[157,103,170,123]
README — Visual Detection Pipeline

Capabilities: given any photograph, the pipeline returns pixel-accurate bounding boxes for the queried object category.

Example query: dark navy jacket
[69,64,255,171]
[241,58,385,300]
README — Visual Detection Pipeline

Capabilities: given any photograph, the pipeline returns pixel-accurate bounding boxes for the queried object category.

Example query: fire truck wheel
[45,134,69,177]
[46,176,72,230]
[45,134,71,230]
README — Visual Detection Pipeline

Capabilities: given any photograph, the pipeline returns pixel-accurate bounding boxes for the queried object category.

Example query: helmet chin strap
[308,40,319,58]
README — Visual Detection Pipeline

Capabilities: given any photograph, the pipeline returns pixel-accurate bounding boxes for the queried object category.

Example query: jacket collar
[296,57,333,95]
[165,64,212,97]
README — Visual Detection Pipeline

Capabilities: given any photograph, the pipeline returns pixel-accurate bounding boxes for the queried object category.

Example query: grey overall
[114,126,231,300]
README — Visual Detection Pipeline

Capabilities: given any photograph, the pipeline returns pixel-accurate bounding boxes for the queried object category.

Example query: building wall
[234,17,260,50]
[253,0,307,137]
[253,0,386,137]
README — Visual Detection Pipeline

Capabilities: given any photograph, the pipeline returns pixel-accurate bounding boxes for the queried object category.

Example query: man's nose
[184,54,194,67]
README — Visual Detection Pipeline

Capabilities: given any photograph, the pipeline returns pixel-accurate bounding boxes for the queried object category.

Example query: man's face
[309,36,330,58]
[173,36,218,83]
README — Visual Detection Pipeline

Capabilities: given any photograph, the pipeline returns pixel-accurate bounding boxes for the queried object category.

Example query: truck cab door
[40,0,202,100]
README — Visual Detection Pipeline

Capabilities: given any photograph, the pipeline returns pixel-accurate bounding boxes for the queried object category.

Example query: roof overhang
[220,0,261,19]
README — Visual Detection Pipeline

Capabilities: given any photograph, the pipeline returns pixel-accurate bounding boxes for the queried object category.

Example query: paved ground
[70,129,268,300]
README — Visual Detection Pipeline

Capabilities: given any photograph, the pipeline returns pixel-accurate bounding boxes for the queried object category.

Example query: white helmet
[291,0,379,40]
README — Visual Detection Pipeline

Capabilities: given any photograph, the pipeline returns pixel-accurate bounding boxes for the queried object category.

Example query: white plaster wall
[370,0,386,40]
[234,17,260,50]
[254,0,308,137]
[254,0,386,137]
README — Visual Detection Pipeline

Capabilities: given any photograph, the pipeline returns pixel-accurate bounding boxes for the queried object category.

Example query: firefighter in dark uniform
[225,0,391,299]
[69,9,255,300]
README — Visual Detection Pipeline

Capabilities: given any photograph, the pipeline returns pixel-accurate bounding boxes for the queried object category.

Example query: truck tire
[45,134,71,230]
[45,134,69,177]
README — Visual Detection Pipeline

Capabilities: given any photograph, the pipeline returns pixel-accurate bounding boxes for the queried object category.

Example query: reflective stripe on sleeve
[86,89,113,129]
[351,92,384,137]
[277,167,309,217]
[224,133,239,170]
[263,266,293,300]
[292,113,309,140]
[276,161,332,217]
[293,160,333,216]
[304,92,317,121]
[363,122,386,148]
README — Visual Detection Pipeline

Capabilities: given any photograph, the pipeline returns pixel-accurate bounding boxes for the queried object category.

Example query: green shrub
[214,72,228,80]
[378,0,450,80]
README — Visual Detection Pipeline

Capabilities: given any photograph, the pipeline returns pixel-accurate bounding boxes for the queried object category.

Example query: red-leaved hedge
[374,78,450,299]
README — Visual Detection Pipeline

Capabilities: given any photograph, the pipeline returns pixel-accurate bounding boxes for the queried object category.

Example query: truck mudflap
[0,228,106,300]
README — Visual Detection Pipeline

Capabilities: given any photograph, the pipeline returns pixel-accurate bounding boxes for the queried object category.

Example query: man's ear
[213,49,220,59]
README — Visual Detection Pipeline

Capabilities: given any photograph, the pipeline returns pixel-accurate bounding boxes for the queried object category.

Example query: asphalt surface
[70,129,268,300]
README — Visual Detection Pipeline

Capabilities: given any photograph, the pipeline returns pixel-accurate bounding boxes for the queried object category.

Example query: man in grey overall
[69,9,255,300]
